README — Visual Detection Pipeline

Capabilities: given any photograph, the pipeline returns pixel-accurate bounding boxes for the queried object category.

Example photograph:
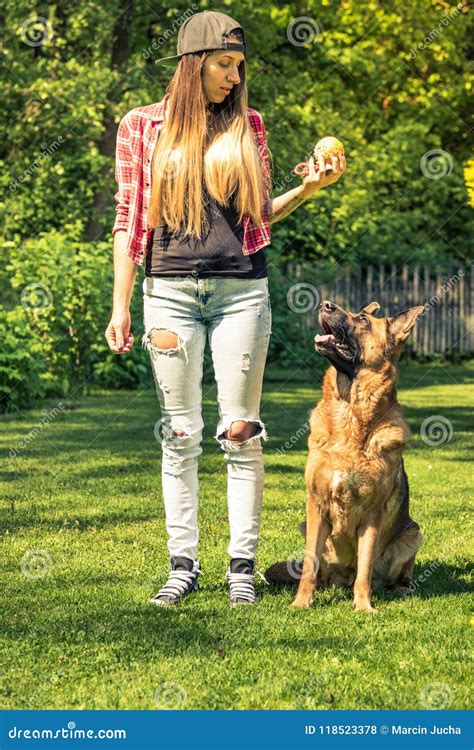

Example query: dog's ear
[361,301,380,315]
[389,306,424,345]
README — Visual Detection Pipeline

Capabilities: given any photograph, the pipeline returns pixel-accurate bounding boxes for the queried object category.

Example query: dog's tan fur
[265,300,424,612]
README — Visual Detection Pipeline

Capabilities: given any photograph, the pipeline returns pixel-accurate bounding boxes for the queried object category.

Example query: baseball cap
[154,10,246,64]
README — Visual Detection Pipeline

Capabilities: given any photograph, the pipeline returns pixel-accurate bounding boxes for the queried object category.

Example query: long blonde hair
[148,35,268,239]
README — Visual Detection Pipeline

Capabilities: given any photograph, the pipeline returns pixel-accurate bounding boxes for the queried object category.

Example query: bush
[2,231,122,410]
[0,308,47,412]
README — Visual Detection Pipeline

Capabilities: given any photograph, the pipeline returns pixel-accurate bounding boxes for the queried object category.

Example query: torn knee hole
[142,327,188,362]
[162,422,189,442]
[216,418,268,450]
[224,420,260,444]
[149,328,181,351]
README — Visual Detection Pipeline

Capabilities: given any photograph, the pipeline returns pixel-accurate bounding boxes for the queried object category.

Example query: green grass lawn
[1,361,472,710]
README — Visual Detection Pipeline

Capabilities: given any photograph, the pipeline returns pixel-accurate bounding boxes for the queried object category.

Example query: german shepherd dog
[266,300,424,612]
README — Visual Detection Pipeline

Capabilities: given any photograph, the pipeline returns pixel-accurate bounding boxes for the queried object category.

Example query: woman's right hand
[105,309,135,354]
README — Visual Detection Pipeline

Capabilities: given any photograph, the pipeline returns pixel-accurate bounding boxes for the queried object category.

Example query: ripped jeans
[141,275,272,562]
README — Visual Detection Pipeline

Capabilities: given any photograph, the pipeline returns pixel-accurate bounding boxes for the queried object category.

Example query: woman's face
[202,50,245,104]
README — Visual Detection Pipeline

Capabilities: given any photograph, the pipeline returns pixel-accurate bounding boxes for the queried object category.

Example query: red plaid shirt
[112,94,272,266]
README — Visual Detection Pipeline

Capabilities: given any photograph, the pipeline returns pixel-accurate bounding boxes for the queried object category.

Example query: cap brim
[154,54,181,65]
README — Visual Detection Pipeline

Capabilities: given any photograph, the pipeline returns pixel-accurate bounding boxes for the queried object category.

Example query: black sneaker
[226,558,260,607]
[150,556,201,606]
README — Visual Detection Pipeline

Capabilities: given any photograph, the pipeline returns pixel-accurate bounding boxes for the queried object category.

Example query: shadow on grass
[3,394,471,468]
[0,509,161,534]
[261,560,471,602]
[1,561,470,662]
[397,363,474,390]
[403,406,473,445]
[265,362,474,390]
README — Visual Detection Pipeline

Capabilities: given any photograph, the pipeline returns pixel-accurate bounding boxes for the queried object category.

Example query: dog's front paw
[352,599,376,613]
[290,595,313,609]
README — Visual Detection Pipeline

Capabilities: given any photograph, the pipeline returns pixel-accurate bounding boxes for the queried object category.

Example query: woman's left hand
[295,151,346,200]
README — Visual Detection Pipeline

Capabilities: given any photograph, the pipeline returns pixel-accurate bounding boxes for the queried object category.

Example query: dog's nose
[321,300,337,312]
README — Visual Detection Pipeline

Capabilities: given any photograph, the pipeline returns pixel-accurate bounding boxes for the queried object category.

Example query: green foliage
[1,230,145,411]
[91,285,150,391]
[0,307,47,412]
[266,262,325,375]
[1,1,472,405]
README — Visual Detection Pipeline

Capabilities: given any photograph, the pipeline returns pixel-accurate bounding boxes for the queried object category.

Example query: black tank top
[145,190,267,279]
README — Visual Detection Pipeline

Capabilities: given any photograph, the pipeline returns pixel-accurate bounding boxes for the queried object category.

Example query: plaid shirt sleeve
[248,109,273,223]
[259,116,272,203]
[112,112,134,235]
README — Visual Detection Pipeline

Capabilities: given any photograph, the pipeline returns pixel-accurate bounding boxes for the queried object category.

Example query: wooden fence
[286,263,474,355]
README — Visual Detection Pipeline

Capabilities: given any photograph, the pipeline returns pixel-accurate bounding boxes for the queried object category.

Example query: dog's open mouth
[315,320,354,361]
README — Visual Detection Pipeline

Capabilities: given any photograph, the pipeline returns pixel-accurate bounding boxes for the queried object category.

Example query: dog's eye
[358,315,368,323]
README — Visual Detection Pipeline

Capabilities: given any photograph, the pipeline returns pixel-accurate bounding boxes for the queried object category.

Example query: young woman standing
[105,10,346,607]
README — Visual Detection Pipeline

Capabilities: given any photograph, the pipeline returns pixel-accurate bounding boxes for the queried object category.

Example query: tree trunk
[85,0,135,242]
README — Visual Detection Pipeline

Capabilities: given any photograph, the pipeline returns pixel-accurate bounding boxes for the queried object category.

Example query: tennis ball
[292,136,345,178]
[314,137,345,173]
[314,136,345,159]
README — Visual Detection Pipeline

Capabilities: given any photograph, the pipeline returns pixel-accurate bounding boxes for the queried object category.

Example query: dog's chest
[326,468,368,532]
[330,469,358,492]
[309,450,386,532]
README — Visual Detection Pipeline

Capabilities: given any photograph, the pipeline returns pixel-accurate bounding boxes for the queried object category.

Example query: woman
[105,10,346,607]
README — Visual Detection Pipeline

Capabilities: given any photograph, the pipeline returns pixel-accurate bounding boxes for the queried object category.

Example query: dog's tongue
[315,333,336,345]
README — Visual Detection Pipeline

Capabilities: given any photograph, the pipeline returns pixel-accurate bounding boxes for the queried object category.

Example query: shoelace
[226,571,257,603]
[154,569,199,600]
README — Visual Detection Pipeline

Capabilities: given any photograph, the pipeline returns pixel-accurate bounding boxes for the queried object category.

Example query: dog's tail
[265,521,307,585]
[264,558,303,585]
